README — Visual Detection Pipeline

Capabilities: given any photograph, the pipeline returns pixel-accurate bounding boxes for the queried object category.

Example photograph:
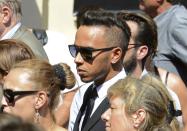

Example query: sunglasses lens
[79,48,92,61]
[4,90,14,104]
[69,45,77,58]
[69,45,92,61]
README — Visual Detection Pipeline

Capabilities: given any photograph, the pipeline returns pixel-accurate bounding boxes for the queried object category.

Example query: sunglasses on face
[68,45,116,61]
[3,89,38,104]
[127,43,143,50]
[0,68,8,76]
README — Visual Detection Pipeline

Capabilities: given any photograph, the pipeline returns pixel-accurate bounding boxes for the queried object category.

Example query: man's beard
[123,54,137,75]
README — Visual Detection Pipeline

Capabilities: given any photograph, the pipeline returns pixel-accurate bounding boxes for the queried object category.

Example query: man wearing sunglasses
[68,10,130,131]
[120,11,187,130]
[119,11,157,77]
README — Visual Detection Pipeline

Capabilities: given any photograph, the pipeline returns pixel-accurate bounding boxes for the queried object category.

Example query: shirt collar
[140,68,148,78]
[96,68,126,98]
[154,5,179,21]
[1,22,21,40]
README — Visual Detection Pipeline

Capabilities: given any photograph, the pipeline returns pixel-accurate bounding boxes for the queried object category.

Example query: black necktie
[81,85,97,129]
[73,84,98,131]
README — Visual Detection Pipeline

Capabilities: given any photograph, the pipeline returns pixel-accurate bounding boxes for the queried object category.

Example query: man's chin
[2,109,11,114]
[80,77,93,83]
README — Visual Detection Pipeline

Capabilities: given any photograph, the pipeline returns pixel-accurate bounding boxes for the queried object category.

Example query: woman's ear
[111,47,122,64]
[34,91,48,110]
[131,108,146,128]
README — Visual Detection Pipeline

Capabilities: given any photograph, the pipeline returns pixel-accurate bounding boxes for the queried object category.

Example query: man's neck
[131,62,144,78]
[0,20,18,39]
[156,1,173,17]
[132,67,143,78]
[94,67,123,86]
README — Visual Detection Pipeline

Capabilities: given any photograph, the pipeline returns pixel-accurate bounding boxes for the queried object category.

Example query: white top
[166,85,183,127]
[1,22,21,40]
[141,69,182,125]
[68,69,126,131]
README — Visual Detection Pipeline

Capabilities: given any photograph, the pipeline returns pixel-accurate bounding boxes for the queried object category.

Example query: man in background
[139,0,187,85]
[119,11,157,77]
[121,10,187,130]
[0,0,48,60]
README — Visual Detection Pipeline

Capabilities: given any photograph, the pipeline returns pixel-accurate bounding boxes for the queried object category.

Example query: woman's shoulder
[167,72,186,91]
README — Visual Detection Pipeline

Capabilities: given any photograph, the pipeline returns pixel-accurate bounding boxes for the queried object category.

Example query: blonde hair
[108,74,179,131]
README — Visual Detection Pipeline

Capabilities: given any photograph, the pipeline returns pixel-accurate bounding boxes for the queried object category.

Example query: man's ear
[131,108,146,128]
[136,45,148,61]
[1,5,12,24]
[34,91,48,110]
[111,47,122,64]
[157,0,164,4]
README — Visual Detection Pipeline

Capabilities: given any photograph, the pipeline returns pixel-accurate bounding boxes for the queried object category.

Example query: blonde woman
[102,75,179,131]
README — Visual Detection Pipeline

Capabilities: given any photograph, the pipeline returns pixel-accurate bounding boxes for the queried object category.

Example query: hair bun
[167,100,182,124]
[53,64,66,90]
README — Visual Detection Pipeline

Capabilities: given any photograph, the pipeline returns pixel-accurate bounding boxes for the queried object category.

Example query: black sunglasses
[3,89,38,104]
[68,45,116,61]
[0,68,8,76]
[127,43,143,50]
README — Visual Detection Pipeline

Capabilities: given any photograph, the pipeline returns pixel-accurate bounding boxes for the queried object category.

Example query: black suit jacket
[82,98,109,131]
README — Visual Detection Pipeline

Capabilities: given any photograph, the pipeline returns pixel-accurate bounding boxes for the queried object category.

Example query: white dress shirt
[1,22,21,40]
[68,69,126,131]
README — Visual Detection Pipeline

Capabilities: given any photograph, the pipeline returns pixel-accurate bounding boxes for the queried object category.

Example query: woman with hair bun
[1,59,72,131]
[53,63,77,127]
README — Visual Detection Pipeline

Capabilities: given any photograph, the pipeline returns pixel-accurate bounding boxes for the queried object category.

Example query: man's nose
[1,96,8,107]
[74,52,84,64]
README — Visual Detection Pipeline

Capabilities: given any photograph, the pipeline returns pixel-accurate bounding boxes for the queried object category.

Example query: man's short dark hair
[167,0,180,4]
[78,9,131,54]
[118,11,157,67]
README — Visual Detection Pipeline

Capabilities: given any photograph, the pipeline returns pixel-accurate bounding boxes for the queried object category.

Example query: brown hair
[108,74,179,131]
[118,11,157,70]
[0,39,35,77]
[53,63,76,90]
[12,59,62,111]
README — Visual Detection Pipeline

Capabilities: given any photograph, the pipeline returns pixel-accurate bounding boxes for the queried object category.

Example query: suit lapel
[82,97,109,131]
